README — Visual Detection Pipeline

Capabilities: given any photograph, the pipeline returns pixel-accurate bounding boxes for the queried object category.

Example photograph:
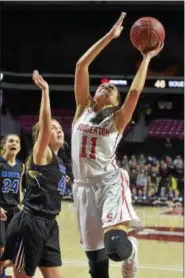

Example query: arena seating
[16,109,74,135]
[148,119,184,139]
[16,115,184,140]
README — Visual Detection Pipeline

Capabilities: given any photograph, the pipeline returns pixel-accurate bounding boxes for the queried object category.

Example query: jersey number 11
[80,136,97,160]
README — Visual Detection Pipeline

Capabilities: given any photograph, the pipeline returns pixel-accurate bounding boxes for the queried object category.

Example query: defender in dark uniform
[0,134,24,278]
[1,71,65,278]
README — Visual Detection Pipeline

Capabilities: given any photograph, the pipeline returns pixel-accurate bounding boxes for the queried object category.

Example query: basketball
[130,17,165,53]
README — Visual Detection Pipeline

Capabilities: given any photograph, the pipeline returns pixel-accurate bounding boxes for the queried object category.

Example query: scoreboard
[0,72,184,94]
[100,77,184,89]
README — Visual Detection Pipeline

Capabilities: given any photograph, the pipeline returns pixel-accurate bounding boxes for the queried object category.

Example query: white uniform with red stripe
[72,106,139,251]
[72,105,121,179]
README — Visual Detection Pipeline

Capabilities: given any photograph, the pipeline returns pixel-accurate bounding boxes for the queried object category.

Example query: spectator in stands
[118,154,183,206]
[144,162,151,174]
[121,155,130,174]
[130,168,138,188]
[166,189,183,213]
[173,189,183,204]
[131,187,138,203]
[178,175,184,196]
[147,188,157,202]
[165,156,174,170]
[129,155,137,170]
[159,160,171,191]
[168,188,174,201]
[158,171,170,197]
[138,154,145,166]
[164,137,173,155]
[169,175,178,192]
[165,137,172,148]
[148,161,159,192]
[173,155,184,174]
[136,168,148,188]
[137,189,144,201]
[148,172,158,193]
[153,186,168,206]
[142,186,147,200]
[146,156,153,165]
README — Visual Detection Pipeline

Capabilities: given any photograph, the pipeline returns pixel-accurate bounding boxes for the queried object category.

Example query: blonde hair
[28,119,63,169]
[32,118,62,142]
[25,153,32,171]
[0,139,4,155]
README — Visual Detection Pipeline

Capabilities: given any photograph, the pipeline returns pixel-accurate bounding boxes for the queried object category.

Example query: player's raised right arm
[115,43,164,133]
[32,70,52,163]
[74,12,126,109]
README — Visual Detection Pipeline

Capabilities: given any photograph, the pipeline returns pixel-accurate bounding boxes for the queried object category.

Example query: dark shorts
[0,206,20,247]
[1,209,62,276]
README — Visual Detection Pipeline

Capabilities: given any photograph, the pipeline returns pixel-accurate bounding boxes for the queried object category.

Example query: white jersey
[71,105,122,180]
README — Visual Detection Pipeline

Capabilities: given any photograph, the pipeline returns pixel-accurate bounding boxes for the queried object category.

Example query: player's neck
[3,153,16,166]
[52,147,60,156]
[94,103,114,112]
[50,143,63,156]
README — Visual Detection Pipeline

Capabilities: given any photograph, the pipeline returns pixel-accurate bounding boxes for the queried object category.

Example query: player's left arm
[18,163,25,207]
[114,43,164,134]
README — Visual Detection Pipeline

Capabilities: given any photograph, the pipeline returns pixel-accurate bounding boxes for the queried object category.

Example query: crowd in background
[117,154,184,207]
[1,131,183,208]
[61,150,184,209]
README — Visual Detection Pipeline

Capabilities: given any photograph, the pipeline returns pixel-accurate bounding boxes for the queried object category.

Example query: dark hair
[0,134,20,155]
[91,88,121,125]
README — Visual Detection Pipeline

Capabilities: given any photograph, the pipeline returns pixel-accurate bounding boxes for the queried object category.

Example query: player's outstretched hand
[108,12,127,39]
[33,70,49,92]
[142,42,164,59]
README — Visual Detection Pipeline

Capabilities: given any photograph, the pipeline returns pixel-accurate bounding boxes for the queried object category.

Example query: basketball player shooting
[72,12,163,278]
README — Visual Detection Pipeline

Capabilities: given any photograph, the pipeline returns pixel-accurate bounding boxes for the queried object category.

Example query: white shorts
[73,168,139,251]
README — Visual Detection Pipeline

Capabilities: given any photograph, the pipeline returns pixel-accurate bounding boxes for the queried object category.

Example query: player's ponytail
[90,106,120,125]
[25,153,32,171]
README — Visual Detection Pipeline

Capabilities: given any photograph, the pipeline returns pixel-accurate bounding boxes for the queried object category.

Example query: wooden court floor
[7,202,184,278]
